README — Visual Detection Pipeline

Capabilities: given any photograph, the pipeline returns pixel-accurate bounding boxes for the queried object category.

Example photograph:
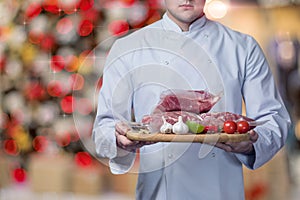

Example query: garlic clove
[172,116,189,134]
[160,116,173,134]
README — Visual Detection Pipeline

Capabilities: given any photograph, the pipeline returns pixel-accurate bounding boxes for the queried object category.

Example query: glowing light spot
[12,168,26,183]
[65,55,79,72]
[32,136,48,152]
[60,95,75,114]
[76,98,93,115]
[56,132,71,147]
[108,20,129,36]
[75,152,92,167]
[206,0,228,19]
[51,55,65,72]
[25,2,42,20]
[77,0,94,11]
[24,82,46,101]
[40,34,56,51]
[60,0,78,14]
[43,0,60,15]
[69,73,84,91]
[78,19,94,37]
[28,31,43,44]
[47,80,64,97]
[56,17,73,35]
[4,139,19,156]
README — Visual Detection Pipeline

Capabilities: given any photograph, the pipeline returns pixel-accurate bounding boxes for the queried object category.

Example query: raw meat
[153,89,221,114]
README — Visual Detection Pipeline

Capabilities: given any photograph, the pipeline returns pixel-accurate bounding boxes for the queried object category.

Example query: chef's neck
[166,12,204,32]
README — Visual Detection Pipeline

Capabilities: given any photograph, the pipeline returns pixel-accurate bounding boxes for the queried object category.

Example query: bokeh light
[206,0,228,19]
[78,19,94,37]
[4,139,19,156]
[76,98,93,115]
[56,132,71,147]
[43,0,60,15]
[47,80,64,97]
[77,0,94,11]
[60,95,75,114]
[12,168,27,183]
[25,2,42,21]
[65,55,79,72]
[56,17,74,35]
[69,73,85,91]
[51,55,65,72]
[24,81,46,101]
[75,151,92,167]
[108,20,129,36]
[32,136,48,152]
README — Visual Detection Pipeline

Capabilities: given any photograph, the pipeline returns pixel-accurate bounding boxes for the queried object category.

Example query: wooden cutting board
[126,131,250,143]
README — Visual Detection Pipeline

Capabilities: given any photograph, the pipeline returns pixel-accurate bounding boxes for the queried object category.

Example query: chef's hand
[115,121,153,153]
[215,130,258,155]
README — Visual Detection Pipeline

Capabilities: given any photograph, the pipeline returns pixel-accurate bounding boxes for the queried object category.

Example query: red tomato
[223,121,237,134]
[237,121,250,133]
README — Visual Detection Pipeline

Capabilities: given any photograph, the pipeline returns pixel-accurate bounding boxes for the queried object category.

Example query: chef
[92,0,291,199]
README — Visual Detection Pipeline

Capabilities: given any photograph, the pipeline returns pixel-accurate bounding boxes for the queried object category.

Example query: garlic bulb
[172,116,189,134]
[160,116,173,134]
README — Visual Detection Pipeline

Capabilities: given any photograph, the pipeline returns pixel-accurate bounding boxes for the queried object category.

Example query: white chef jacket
[92,13,291,200]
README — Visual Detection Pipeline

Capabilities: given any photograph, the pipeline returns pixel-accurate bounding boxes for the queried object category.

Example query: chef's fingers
[215,142,233,152]
[249,130,259,143]
[115,121,131,136]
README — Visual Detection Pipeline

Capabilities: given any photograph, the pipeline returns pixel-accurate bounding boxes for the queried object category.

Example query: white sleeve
[92,41,136,174]
[235,37,291,169]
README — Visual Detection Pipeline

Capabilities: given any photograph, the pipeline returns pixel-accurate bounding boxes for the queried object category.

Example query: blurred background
[0,0,299,199]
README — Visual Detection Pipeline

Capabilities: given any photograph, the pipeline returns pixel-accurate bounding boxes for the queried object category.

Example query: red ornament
[50,55,65,72]
[47,80,64,97]
[12,168,26,183]
[77,0,94,11]
[108,20,129,36]
[43,0,60,14]
[40,34,56,51]
[75,152,92,167]
[24,81,46,101]
[60,95,75,114]
[32,136,48,152]
[78,19,94,37]
[25,2,42,20]
[28,31,44,44]
[80,8,99,22]
[4,139,19,156]
[56,17,73,35]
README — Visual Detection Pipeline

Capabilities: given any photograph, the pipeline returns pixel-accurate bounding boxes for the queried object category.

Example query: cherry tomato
[237,121,250,133]
[223,121,237,134]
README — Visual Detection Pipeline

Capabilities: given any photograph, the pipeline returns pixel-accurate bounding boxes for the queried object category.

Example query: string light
[206,0,228,19]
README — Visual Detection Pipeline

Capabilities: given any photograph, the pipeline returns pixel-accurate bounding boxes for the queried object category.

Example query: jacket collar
[162,12,207,33]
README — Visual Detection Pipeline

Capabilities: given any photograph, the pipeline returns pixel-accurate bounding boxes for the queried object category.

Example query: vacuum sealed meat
[153,89,221,114]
